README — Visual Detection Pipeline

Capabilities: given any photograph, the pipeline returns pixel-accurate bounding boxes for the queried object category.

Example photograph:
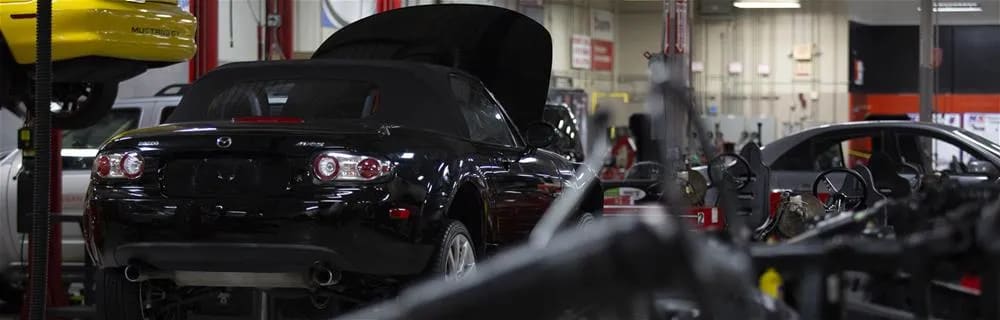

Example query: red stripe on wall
[851,93,1000,118]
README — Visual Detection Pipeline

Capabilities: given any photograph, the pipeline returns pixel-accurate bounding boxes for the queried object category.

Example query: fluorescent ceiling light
[918,2,983,12]
[734,1,801,9]
[935,7,983,12]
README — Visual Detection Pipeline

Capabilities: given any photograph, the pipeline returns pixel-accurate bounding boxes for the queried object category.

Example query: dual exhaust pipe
[124,264,171,282]
[309,262,342,287]
[123,262,342,288]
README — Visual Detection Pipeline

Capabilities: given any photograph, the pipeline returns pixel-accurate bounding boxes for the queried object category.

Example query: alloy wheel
[444,234,476,281]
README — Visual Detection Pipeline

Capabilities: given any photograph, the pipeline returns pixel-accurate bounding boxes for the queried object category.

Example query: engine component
[678,169,708,206]
[775,193,825,238]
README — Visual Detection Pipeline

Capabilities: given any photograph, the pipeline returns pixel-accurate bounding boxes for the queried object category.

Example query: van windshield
[61,108,141,170]
[62,108,141,149]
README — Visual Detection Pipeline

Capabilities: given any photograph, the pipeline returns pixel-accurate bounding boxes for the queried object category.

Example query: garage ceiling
[848,1,997,25]
[613,0,1000,25]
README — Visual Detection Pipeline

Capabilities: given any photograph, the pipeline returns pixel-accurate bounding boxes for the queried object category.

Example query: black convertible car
[83,5,602,319]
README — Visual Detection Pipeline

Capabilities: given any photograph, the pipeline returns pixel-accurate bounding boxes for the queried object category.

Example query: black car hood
[312,4,552,130]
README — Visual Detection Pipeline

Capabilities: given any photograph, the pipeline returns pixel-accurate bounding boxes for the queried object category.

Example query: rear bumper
[87,194,435,276]
[2,0,196,65]
[115,240,433,276]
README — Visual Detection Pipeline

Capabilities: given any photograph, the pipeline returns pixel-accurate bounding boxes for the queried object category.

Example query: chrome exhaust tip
[310,264,341,287]
[124,264,143,282]
[124,263,172,282]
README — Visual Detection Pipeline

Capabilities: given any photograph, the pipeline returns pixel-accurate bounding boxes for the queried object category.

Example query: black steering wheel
[811,168,869,212]
[707,153,753,190]
[625,161,666,180]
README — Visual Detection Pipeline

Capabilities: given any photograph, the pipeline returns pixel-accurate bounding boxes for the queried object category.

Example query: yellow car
[0,0,196,129]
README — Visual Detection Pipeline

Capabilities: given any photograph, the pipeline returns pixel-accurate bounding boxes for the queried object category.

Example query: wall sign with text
[571,35,592,70]
[591,39,614,71]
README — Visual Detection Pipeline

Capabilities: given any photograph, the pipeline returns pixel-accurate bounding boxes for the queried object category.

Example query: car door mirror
[523,122,558,149]
[967,160,999,176]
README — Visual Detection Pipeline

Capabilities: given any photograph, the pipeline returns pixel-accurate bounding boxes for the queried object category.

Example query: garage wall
[218,0,266,63]
[546,0,615,90]
[614,9,662,115]
[294,0,377,55]
[544,1,633,123]
[692,1,850,139]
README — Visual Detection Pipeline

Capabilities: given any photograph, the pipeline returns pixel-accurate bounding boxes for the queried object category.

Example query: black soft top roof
[312,4,552,130]
[173,60,470,138]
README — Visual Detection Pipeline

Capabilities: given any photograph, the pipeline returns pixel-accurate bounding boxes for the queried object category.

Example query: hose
[28,0,53,318]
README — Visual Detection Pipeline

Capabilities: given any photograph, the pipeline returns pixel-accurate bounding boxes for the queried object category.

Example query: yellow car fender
[0,0,196,65]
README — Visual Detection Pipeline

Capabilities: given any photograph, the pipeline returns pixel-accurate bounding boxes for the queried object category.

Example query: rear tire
[428,220,476,281]
[31,81,118,130]
[96,268,141,320]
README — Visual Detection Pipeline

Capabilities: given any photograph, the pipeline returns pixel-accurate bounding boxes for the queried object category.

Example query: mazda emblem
[216,136,232,148]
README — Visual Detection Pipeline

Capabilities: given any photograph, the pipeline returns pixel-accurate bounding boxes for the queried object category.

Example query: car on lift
[84,5,603,319]
[0,0,195,129]
[0,88,184,308]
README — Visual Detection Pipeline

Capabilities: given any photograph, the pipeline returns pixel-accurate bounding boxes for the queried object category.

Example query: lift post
[20,0,69,318]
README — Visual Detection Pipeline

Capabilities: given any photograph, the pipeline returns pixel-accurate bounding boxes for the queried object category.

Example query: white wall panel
[218,0,265,63]
[690,2,851,137]
[295,0,324,53]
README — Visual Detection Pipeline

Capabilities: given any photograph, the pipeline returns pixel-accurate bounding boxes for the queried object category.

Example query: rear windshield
[168,79,380,122]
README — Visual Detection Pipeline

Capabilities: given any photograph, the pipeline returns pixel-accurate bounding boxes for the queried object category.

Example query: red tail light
[120,152,144,179]
[95,155,111,177]
[233,116,304,124]
[94,150,144,180]
[358,159,381,179]
[312,152,394,182]
[313,154,340,182]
